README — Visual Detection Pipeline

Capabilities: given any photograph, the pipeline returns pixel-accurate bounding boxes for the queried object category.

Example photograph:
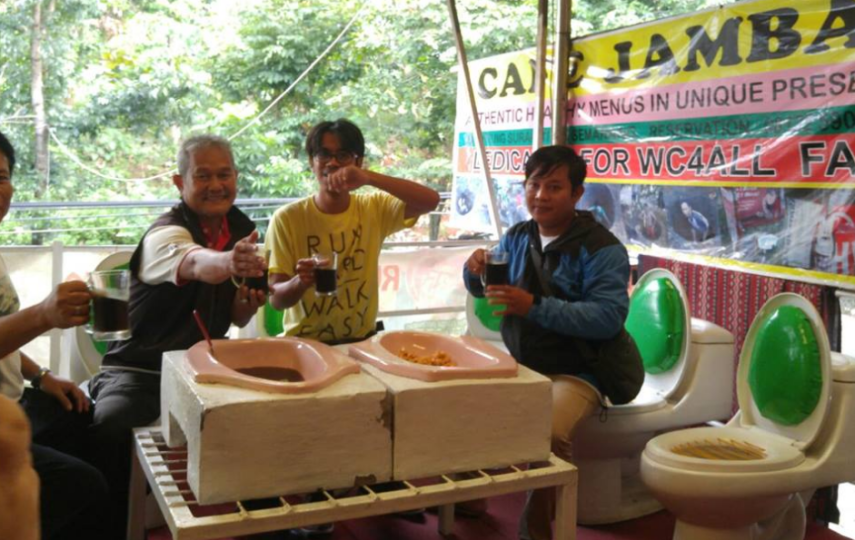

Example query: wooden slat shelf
[128,427,578,540]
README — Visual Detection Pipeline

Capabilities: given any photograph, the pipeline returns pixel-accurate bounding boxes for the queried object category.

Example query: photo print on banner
[451,0,855,285]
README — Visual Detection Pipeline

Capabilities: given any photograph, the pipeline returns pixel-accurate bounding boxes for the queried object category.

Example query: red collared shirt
[201,217,231,252]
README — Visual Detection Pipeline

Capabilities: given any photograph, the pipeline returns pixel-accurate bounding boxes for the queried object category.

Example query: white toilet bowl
[573,269,735,524]
[641,293,855,540]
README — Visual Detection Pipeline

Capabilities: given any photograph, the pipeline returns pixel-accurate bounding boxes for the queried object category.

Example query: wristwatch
[30,367,51,390]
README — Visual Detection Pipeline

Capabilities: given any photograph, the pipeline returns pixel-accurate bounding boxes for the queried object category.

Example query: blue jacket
[464,211,629,377]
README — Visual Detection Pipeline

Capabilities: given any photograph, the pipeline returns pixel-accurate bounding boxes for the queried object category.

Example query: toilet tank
[642,318,733,403]
[673,318,735,421]
[691,319,734,345]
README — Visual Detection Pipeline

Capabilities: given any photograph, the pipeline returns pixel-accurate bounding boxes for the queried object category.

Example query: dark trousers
[89,370,161,540]
[21,387,91,458]
[21,388,111,540]
[32,444,112,540]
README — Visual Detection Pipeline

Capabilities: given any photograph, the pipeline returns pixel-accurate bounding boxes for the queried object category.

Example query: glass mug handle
[84,270,132,341]
[83,274,95,335]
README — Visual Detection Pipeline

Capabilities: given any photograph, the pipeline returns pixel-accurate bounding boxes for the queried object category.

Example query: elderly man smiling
[88,134,268,538]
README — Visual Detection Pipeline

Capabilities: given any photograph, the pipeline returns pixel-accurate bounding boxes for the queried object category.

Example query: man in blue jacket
[463,145,630,540]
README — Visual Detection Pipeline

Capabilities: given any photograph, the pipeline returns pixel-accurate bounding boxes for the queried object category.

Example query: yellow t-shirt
[265,192,413,342]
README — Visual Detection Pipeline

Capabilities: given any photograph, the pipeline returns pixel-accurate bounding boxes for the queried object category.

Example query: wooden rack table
[128,427,578,540]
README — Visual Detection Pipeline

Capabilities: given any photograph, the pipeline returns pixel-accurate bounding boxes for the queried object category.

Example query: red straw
[193,309,214,353]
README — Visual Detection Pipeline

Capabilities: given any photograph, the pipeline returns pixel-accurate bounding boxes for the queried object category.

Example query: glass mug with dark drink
[481,250,510,287]
[241,272,269,297]
[235,248,270,297]
[87,269,131,341]
[313,251,338,296]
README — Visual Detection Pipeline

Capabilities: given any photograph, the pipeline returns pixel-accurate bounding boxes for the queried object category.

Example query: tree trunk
[31,1,49,196]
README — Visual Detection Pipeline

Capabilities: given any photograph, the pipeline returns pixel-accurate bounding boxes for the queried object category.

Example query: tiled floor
[148,489,855,540]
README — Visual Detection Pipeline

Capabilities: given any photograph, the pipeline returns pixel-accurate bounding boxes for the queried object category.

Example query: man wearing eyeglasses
[266,119,439,346]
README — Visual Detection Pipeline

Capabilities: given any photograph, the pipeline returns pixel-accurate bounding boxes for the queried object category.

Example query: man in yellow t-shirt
[266,119,439,344]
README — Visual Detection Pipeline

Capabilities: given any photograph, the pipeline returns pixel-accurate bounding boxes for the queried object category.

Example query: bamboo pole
[446,0,503,240]
[552,0,571,145]
[533,0,549,151]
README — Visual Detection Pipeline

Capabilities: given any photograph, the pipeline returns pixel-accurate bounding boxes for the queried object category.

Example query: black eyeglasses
[313,150,357,164]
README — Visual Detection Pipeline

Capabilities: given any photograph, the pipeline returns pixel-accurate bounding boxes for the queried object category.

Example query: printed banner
[378,246,471,312]
[451,0,855,284]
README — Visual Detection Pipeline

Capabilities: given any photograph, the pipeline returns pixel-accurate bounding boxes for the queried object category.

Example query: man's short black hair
[305,119,365,160]
[0,131,15,175]
[524,145,586,188]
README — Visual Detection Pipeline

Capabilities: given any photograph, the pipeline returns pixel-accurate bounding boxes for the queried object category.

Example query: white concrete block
[359,363,552,480]
[161,351,392,504]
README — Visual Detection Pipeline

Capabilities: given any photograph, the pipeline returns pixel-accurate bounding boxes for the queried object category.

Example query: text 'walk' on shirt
[265,192,414,343]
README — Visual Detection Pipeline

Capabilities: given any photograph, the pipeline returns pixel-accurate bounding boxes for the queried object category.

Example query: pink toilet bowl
[186,337,361,394]
[348,331,517,382]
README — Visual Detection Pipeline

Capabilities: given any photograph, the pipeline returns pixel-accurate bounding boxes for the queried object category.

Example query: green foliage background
[0,0,726,245]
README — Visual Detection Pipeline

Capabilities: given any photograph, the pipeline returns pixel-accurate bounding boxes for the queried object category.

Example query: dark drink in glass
[245,270,269,294]
[314,268,337,295]
[481,250,510,288]
[87,269,132,341]
[484,261,509,286]
[92,293,130,333]
[313,251,338,296]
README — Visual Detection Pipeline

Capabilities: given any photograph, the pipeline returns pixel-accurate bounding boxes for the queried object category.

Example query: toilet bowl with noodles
[641,293,837,539]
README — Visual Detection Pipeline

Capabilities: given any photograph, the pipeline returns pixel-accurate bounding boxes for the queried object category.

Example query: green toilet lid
[738,293,830,446]
[473,295,502,333]
[626,272,686,375]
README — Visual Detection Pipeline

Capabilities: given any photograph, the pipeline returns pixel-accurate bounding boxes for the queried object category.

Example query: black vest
[101,202,256,372]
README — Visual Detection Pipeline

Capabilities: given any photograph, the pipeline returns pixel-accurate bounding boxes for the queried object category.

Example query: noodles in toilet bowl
[397,347,456,367]
[671,438,766,460]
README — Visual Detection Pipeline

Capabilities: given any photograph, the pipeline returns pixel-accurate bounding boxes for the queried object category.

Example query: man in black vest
[88,135,267,538]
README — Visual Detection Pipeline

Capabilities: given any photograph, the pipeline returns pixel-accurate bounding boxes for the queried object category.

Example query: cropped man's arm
[269,272,309,310]
[20,353,89,413]
[177,248,233,284]
[0,307,52,360]
[177,230,264,285]
[0,281,90,359]
[0,395,39,540]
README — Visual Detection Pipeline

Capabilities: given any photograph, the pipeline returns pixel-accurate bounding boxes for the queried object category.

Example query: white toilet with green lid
[641,292,855,540]
[574,268,735,524]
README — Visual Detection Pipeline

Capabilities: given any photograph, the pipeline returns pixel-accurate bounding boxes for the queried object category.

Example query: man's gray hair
[176,135,236,178]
